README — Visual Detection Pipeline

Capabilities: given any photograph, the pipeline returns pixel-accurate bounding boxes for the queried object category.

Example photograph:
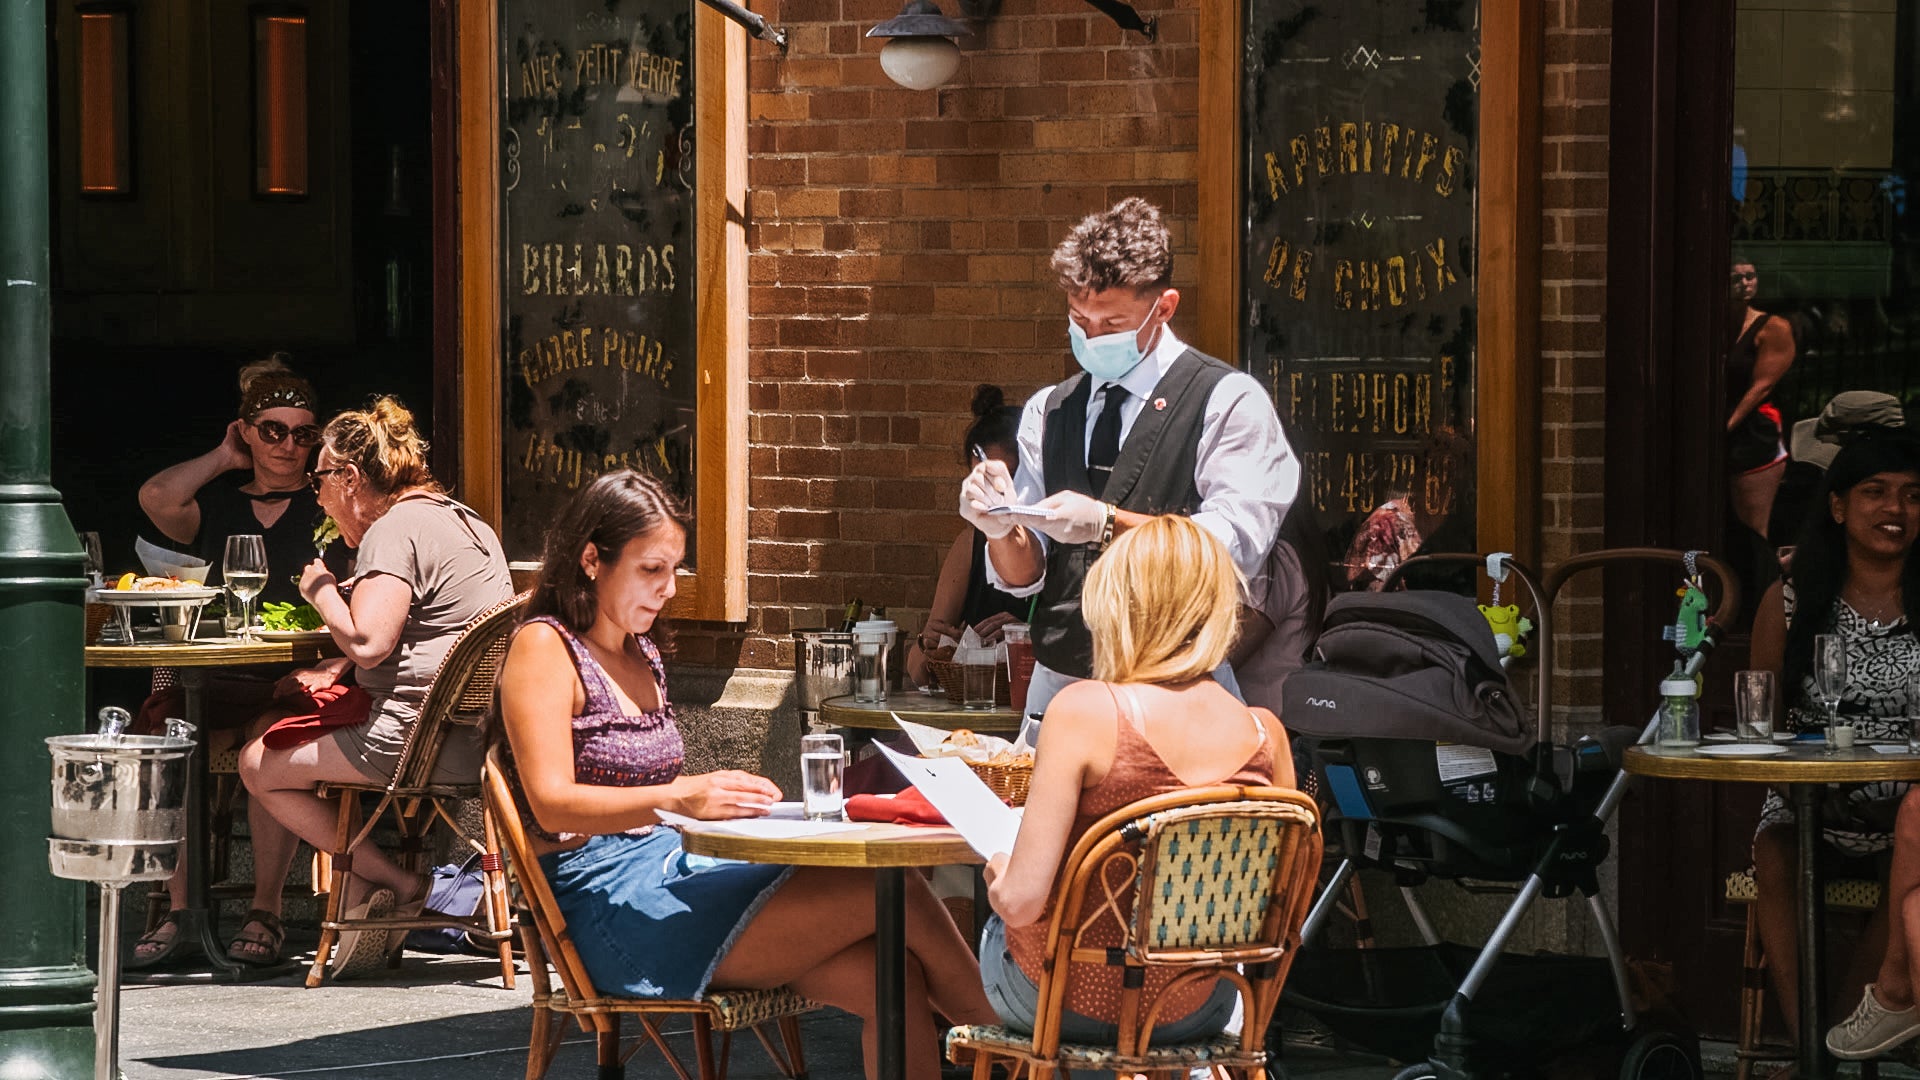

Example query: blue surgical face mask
[1068,299,1161,381]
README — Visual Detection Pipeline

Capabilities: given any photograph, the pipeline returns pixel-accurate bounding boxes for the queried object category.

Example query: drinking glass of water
[1813,633,1849,754]
[223,534,268,641]
[1734,670,1775,743]
[1908,670,1920,756]
[801,732,844,821]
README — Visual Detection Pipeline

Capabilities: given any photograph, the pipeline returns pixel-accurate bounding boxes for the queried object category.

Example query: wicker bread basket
[924,647,1011,707]
[84,602,113,645]
[967,759,1032,807]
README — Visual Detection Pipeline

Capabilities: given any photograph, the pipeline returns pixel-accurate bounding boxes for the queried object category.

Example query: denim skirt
[539,829,793,1000]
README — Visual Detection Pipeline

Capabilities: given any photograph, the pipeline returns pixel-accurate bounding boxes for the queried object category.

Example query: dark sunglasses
[307,467,346,492]
[252,419,322,447]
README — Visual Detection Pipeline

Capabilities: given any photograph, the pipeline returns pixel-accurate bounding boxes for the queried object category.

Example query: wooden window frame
[1197,0,1542,566]
[454,0,749,621]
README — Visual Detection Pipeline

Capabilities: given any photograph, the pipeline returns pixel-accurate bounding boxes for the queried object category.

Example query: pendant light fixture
[866,1,970,91]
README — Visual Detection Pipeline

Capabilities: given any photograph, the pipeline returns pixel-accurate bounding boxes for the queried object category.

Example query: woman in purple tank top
[496,471,995,1080]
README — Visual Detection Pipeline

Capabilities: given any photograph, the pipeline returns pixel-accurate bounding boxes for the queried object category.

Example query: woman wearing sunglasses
[130,354,352,969]
[138,353,341,607]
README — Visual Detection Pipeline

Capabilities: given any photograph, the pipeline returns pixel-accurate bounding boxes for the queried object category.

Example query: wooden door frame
[1605,0,1740,1026]
[1196,0,1542,566]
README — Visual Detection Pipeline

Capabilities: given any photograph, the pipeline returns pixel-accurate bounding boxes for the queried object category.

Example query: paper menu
[875,743,1023,859]
[655,808,868,839]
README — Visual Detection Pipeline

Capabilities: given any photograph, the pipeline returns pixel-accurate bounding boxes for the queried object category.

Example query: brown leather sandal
[128,910,189,969]
[226,909,286,967]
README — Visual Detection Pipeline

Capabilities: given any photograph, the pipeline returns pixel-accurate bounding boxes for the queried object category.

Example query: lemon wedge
[115,572,136,590]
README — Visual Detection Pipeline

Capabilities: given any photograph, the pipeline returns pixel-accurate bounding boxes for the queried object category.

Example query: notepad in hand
[985,505,1053,519]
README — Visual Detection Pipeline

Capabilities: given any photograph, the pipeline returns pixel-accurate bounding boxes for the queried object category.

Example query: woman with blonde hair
[980,514,1296,1045]
[235,396,513,973]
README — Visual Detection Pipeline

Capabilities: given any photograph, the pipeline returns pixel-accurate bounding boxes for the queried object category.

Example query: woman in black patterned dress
[1748,427,1920,1045]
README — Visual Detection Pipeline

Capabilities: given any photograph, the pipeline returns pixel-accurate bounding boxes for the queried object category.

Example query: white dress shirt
[984,327,1300,714]
[985,327,1300,591]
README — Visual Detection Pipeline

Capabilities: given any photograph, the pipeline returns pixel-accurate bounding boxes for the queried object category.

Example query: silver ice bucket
[48,731,193,842]
[792,628,855,715]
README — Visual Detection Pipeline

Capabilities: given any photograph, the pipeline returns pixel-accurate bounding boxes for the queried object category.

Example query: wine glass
[223,534,268,641]
[1813,633,1849,754]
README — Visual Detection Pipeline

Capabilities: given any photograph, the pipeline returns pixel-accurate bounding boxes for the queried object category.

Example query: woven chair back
[387,592,530,793]
[1032,784,1322,1058]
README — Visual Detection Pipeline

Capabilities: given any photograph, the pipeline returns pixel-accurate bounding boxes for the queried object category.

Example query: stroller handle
[1540,547,1742,694]
[1380,553,1552,746]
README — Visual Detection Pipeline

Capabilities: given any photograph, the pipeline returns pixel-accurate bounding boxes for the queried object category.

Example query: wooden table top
[1624,743,1920,784]
[818,692,1022,733]
[85,634,339,669]
[677,819,982,869]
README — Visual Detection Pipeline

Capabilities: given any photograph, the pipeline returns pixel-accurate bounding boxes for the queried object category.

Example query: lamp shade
[867,0,968,90]
[878,36,962,90]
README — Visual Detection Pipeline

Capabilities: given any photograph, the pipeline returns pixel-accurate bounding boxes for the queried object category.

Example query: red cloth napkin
[261,685,373,749]
[845,786,949,826]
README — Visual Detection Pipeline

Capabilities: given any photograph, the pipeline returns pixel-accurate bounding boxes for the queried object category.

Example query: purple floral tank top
[507,615,686,843]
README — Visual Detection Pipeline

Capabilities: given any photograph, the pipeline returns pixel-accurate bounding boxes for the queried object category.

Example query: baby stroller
[1276,550,1739,1080]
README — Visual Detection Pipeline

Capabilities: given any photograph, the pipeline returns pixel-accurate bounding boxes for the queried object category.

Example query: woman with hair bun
[233,395,513,975]
[906,384,1032,686]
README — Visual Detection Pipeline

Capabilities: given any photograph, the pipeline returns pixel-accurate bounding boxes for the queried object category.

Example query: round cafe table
[1624,742,1920,1080]
[86,632,339,977]
[818,691,1022,734]
[677,819,980,1080]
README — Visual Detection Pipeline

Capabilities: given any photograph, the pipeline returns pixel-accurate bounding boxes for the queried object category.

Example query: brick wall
[673,0,1615,709]
[674,0,1205,672]
[1541,0,1612,730]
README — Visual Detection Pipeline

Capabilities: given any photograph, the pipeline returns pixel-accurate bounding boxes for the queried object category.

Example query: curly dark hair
[1050,197,1173,294]
[1781,426,1920,697]
[525,470,690,643]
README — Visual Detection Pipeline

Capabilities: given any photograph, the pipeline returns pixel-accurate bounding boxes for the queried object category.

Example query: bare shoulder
[1043,678,1116,723]
[504,619,568,670]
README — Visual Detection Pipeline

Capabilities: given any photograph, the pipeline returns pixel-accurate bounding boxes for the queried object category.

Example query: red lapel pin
[1153,397,1167,411]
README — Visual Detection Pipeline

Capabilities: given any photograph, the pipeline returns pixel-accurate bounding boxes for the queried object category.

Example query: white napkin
[135,536,210,583]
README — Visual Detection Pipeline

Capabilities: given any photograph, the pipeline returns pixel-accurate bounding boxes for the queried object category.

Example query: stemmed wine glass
[1813,633,1849,755]
[223,534,268,641]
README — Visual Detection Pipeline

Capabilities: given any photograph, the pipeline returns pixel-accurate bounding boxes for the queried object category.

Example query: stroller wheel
[1619,1029,1700,1080]
[1391,1065,1437,1080]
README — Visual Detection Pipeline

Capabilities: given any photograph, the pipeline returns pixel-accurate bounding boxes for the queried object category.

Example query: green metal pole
[0,0,93,1072]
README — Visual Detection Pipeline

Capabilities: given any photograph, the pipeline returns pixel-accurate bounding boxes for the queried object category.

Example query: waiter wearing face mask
[960,197,1300,717]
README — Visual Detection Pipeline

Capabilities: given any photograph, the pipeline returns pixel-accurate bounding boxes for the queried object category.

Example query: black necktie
[1087,384,1128,494]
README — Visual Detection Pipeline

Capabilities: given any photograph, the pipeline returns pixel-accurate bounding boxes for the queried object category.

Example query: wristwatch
[1096,502,1116,550]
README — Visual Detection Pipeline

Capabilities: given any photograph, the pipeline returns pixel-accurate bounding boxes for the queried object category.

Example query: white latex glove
[1030,490,1110,545]
[960,460,1017,540]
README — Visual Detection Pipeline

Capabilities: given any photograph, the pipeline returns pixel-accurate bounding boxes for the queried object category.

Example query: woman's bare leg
[778,939,942,1080]
[1753,823,1802,1035]
[1732,461,1785,541]
[713,866,996,1026]
[237,732,420,901]
[1879,790,1920,1008]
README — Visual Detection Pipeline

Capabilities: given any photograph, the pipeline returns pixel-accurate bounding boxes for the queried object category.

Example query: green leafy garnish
[260,602,324,631]
[313,517,341,556]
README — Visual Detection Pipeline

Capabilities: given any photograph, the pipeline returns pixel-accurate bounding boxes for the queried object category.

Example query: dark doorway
[50,0,437,580]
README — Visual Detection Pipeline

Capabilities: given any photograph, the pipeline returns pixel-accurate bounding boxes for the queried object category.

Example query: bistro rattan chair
[1724,869,1883,1080]
[946,785,1322,1080]
[482,748,814,1080]
[305,591,529,987]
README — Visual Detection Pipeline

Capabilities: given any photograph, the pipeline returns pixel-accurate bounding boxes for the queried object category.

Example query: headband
[240,373,317,418]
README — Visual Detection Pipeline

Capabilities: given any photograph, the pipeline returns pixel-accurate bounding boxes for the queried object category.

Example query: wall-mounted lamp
[1083,0,1156,42]
[696,0,787,50]
[252,7,309,198]
[77,5,133,196]
[866,1,969,91]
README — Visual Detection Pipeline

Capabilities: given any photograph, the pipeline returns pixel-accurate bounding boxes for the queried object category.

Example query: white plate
[1704,731,1796,744]
[255,628,330,640]
[1696,744,1790,757]
[89,586,221,603]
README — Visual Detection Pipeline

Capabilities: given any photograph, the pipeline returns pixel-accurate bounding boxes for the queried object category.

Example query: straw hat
[1789,391,1906,469]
